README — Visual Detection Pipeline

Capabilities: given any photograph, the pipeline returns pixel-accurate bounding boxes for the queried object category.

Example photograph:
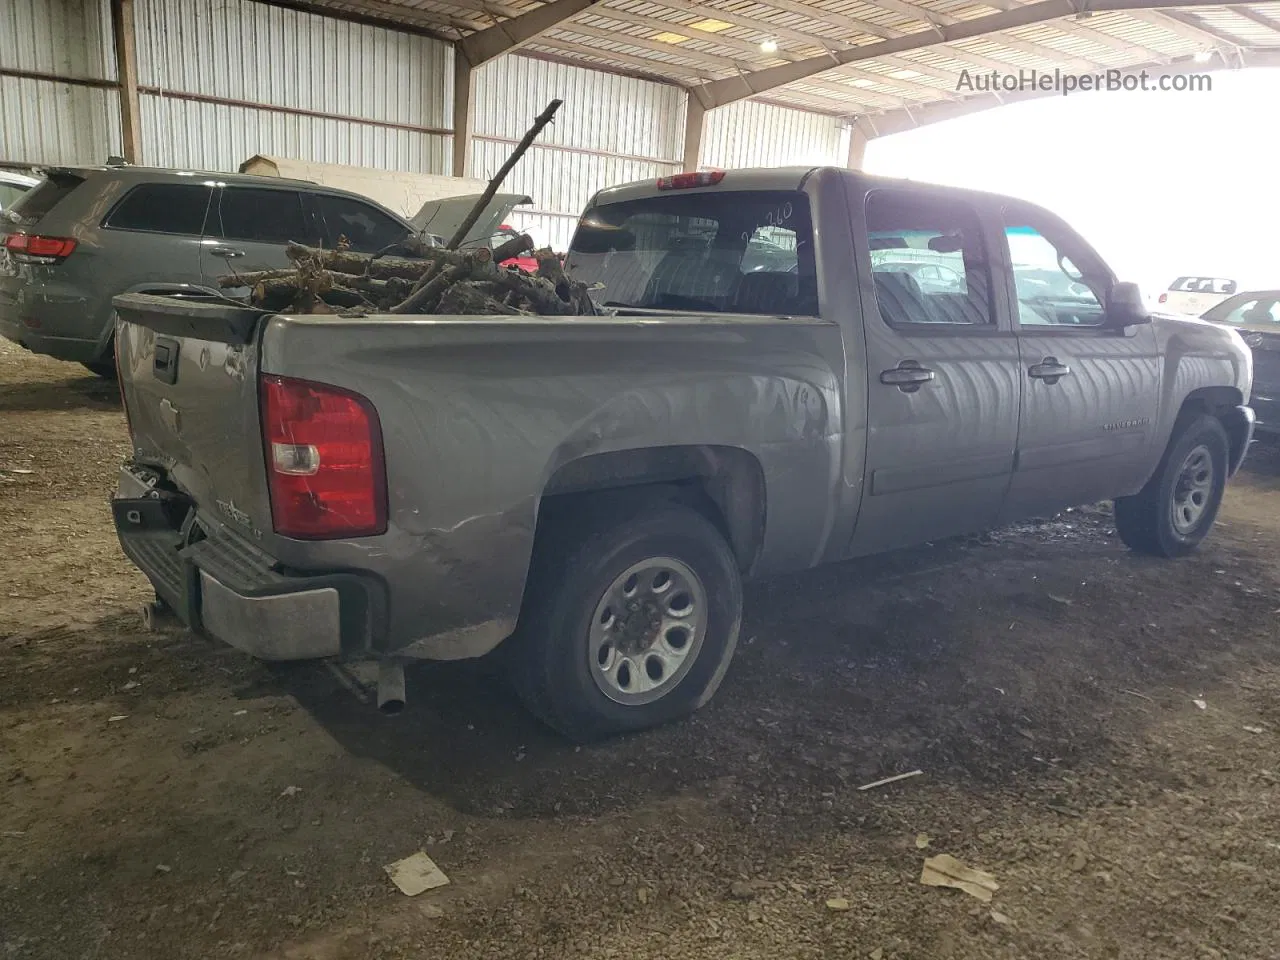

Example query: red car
[489,224,540,273]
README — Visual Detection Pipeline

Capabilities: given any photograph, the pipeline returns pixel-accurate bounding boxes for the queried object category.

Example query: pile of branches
[217,236,598,317]
[215,98,599,318]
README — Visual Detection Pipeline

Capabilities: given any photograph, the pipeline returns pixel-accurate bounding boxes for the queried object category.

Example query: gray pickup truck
[111,166,1255,741]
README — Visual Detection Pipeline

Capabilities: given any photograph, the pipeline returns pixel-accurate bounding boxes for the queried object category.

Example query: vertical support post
[846,123,869,171]
[110,0,142,163]
[452,52,475,178]
[682,95,705,173]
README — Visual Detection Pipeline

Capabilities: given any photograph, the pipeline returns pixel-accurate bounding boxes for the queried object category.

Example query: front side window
[313,194,409,253]
[103,183,212,235]
[1003,215,1106,327]
[215,187,310,245]
[865,190,993,326]
[565,190,817,316]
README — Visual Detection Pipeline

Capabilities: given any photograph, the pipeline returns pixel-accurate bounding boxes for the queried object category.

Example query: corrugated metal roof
[280,1,1280,124]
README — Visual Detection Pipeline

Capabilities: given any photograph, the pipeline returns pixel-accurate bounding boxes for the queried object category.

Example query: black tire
[509,497,743,741]
[1115,413,1229,557]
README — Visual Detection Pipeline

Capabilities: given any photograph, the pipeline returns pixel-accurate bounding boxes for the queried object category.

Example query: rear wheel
[1115,413,1228,557]
[509,497,743,741]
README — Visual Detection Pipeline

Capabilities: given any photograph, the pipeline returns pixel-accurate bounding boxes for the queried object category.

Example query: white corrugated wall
[0,0,850,241]
[701,99,848,171]
[133,0,452,173]
[0,0,121,165]
[471,56,684,251]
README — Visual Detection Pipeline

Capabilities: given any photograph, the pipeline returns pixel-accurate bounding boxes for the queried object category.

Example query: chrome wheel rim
[1171,444,1214,535]
[588,557,707,706]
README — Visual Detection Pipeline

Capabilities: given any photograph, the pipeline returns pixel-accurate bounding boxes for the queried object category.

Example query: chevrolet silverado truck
[110,167,1255,741]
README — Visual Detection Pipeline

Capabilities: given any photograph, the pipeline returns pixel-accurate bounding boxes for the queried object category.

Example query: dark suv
[0,164,416,375]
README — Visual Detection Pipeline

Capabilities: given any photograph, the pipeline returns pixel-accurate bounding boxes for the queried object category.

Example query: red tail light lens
[3,232,78,262]
[260,374,387,539]
[1158,293,1168,304]
[656,171,725,190]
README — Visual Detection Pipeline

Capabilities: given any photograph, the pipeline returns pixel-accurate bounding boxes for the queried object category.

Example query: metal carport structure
[265,0,1280,170]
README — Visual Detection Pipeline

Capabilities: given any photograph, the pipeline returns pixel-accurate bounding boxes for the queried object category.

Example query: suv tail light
[260,374,387,539]
[3,232,78,263]
[656,171,725,190]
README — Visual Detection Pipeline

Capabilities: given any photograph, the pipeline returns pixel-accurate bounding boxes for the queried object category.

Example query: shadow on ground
[0,369,120,412]
[270,509,1278,821]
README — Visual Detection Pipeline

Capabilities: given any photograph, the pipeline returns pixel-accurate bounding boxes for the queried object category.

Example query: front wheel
[509,499,743,741]
[1115,413,1229,557]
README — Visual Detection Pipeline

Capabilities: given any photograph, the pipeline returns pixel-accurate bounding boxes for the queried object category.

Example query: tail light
[260,374,387,539]
[656,171,725,190]
[3,232,78,263]
[1158,293,1168,304]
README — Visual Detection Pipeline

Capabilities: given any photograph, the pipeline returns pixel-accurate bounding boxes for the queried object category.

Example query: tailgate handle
[153,337,180,384]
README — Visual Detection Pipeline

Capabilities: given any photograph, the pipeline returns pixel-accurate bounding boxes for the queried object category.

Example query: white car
[1158,276,1238,316]
[0,169,40,214]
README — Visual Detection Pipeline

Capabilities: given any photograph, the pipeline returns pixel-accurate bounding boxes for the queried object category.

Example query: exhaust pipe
[377,661,406,715]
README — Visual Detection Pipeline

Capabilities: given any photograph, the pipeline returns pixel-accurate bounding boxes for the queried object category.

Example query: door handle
[1028,357,1071,384]
[209,245,245,259]
[879,360,935,393]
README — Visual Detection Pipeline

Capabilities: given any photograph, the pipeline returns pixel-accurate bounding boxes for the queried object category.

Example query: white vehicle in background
[1158,276,1238,315]
[0,170,40,214]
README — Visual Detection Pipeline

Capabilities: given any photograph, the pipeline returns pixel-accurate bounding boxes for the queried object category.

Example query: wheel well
[1177,386,1247,466]
[537,446,766,573]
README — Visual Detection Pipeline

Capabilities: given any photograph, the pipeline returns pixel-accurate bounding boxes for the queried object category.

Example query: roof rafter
[1228,4,1280,31]
[689,0,1253,109]
[457,0,604,65]
[582,5,957,99]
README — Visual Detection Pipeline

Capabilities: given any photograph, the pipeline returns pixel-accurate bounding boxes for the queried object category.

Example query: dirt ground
[3,338,1280,960]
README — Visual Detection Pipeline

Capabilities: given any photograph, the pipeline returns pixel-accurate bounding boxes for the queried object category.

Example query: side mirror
[1106,281,1152,328]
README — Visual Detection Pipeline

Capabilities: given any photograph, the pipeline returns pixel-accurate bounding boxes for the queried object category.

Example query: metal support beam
[689,0,1247,109]
[452,55,474,177]
[682,95,705,171]
[846,122,869,170]
[1228,5,1280,32]
[109,0,142,163]
[458,0,605,66]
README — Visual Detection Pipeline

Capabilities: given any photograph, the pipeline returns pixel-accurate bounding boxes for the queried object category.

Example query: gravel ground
[3,338,1280,960]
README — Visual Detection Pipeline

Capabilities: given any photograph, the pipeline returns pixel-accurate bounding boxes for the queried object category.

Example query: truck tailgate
[113,294,272,541]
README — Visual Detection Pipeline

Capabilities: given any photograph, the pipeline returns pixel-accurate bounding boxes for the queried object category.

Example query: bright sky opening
[865,67,1280,301]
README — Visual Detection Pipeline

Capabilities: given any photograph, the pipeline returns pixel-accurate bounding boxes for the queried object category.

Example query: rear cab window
[565,190,817,316]
[103,183,213,235]
[5,172,86,227]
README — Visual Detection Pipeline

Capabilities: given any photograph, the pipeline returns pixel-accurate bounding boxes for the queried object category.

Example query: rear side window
[104,183,212,235]
[0,182,30,211]
[7,173,85,226]
[214,187,310,245]
[565,190,817,315]
[313,194,409,253]
[865,190,993,326]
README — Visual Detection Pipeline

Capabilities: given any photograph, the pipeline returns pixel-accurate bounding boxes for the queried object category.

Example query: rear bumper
[112,470,382,661]
[0,279,112,363]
